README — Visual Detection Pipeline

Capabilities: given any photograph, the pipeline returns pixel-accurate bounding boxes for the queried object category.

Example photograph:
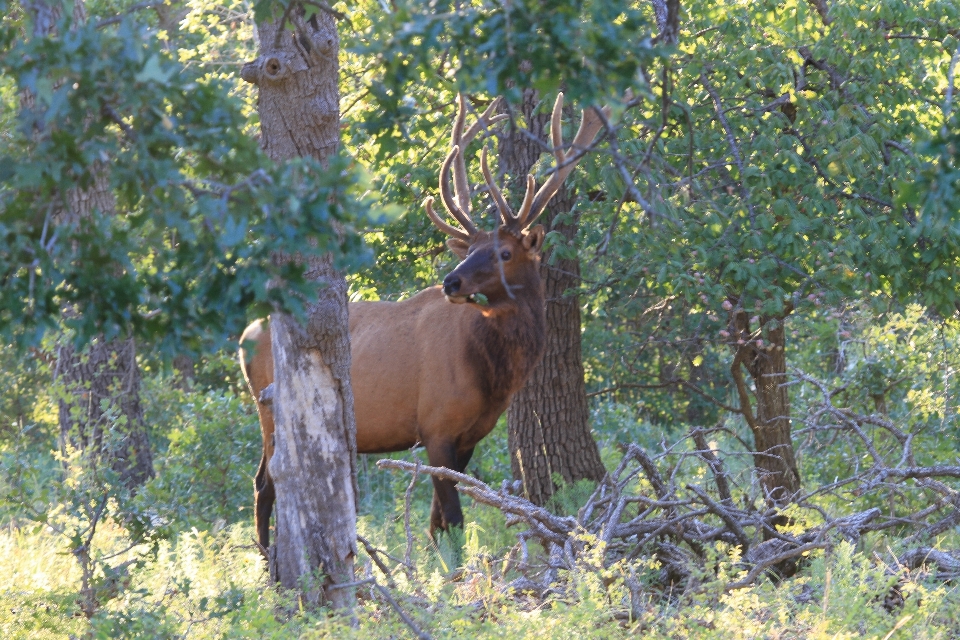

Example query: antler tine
[462,96,509,148]
[518,100,611,229]
[424,196,472,242]
[439,145,479,236]
[514,174,537,226]
[481,145,515,225]
[550,92,566,165]
[450,94,473,217]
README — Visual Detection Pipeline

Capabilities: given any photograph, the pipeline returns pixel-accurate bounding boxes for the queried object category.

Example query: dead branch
[378,371,960,600]
[687,484,749,549]
[725,542,828,592]
[357,535,399,588]
[691,428,733,504]
[372,581,432,640]
[403,460,420,569]
[898,548,960,580]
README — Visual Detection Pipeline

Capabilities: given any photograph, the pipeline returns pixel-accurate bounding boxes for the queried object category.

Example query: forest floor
[3,357,960,639]
[3,449,960,639]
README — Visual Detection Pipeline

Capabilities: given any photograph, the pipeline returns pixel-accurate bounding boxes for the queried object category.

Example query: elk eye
[499,250,512,261]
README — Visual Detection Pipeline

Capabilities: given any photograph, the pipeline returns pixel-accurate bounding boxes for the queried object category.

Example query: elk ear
[522,224,545,253]
[446,237,471,259]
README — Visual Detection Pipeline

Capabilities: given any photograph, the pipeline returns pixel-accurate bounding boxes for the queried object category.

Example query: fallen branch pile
[378,449,874,596]
[377,399,960,596]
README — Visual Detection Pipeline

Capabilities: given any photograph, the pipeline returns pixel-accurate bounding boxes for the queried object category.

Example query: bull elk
[240,93,608,546]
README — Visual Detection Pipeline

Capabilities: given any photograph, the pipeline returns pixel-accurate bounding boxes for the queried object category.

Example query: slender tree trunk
[24,0,154,488]
[241,6,357,609]
[501,90,606,505]
[53,165,154,489]
[54,181,154,489]
[730,307,801,503]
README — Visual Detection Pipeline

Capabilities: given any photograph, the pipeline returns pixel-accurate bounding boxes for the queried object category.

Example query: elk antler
[425,92,609,240]
[424,94,508,242]
[512,93,611,231]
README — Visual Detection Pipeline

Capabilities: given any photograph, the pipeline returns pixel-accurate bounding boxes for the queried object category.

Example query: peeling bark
[269,304,356,608]
[243,5,357,609]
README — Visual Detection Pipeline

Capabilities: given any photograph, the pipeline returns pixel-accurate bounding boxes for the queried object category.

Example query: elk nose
[443,274,461,296]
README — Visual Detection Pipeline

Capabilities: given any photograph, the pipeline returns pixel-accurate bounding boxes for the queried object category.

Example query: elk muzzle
[443,273,462,297]
[443,272,483,304]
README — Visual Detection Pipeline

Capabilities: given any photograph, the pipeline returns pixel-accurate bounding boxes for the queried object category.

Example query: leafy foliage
[0,4,375,356]
[353,0,652,129]
[141,385,260,530]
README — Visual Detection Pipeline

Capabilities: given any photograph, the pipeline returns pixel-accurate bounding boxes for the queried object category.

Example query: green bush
[142,388,261,531]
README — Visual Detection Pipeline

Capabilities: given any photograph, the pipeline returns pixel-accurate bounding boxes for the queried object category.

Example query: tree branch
[805,0,830,25]
[96,0,166,29]
[725,542,828,591]
[700,71,755,226]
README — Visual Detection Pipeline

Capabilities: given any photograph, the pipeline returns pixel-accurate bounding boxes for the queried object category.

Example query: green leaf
[135,55,172,85]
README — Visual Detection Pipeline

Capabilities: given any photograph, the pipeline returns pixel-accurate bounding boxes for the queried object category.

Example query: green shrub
[142,389,260,531]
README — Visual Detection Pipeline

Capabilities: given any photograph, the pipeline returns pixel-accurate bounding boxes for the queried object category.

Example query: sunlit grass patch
[0,526,83,639]
[0,525,81,593]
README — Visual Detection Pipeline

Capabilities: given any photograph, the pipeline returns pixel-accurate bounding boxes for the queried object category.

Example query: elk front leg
[426,443,474,538]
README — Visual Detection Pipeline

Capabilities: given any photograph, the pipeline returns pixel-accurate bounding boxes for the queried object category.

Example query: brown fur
[240,227,546,546]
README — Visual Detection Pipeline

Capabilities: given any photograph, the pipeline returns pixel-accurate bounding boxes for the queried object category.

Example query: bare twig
[691,428,733,504]
[687,484,749,549]
[327,577,375,591]
[725,542,828,591]
[357,535,398,587]
[403,460,420,569]
[700,71,755,226]
[96,0,165,29]
[373,581,432,640]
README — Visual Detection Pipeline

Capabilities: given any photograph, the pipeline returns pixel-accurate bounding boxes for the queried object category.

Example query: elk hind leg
[254,452,275,550]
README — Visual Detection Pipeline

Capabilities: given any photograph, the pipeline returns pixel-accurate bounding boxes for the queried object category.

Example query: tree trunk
[241,6,357,609]
[650,0,680,45]
[26,0,154,488]
[730,308,801,503]
[54,166,154,489]
[269,294,356,609]
[501,90,606,506]
[55,337,154,488]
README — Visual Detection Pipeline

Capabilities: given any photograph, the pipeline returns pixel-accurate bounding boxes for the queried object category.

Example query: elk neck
[466,267,546,404]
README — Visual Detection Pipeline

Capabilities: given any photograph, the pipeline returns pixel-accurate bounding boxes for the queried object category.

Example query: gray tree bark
[55,337,154,488]
[501,90,606,506]
[24,0,154,488]
[650,0,680,45]
[241,5,357,610]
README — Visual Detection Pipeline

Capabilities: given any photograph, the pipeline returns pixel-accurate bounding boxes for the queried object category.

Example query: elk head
[424,93,610,308]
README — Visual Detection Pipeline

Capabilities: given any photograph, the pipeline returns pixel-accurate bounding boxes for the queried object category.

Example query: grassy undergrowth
[4,329,960,638]
[3,405,960,640]
[3,505,960,638]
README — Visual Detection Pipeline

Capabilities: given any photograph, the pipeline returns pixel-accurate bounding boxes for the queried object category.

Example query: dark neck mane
[467,272,546,404]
